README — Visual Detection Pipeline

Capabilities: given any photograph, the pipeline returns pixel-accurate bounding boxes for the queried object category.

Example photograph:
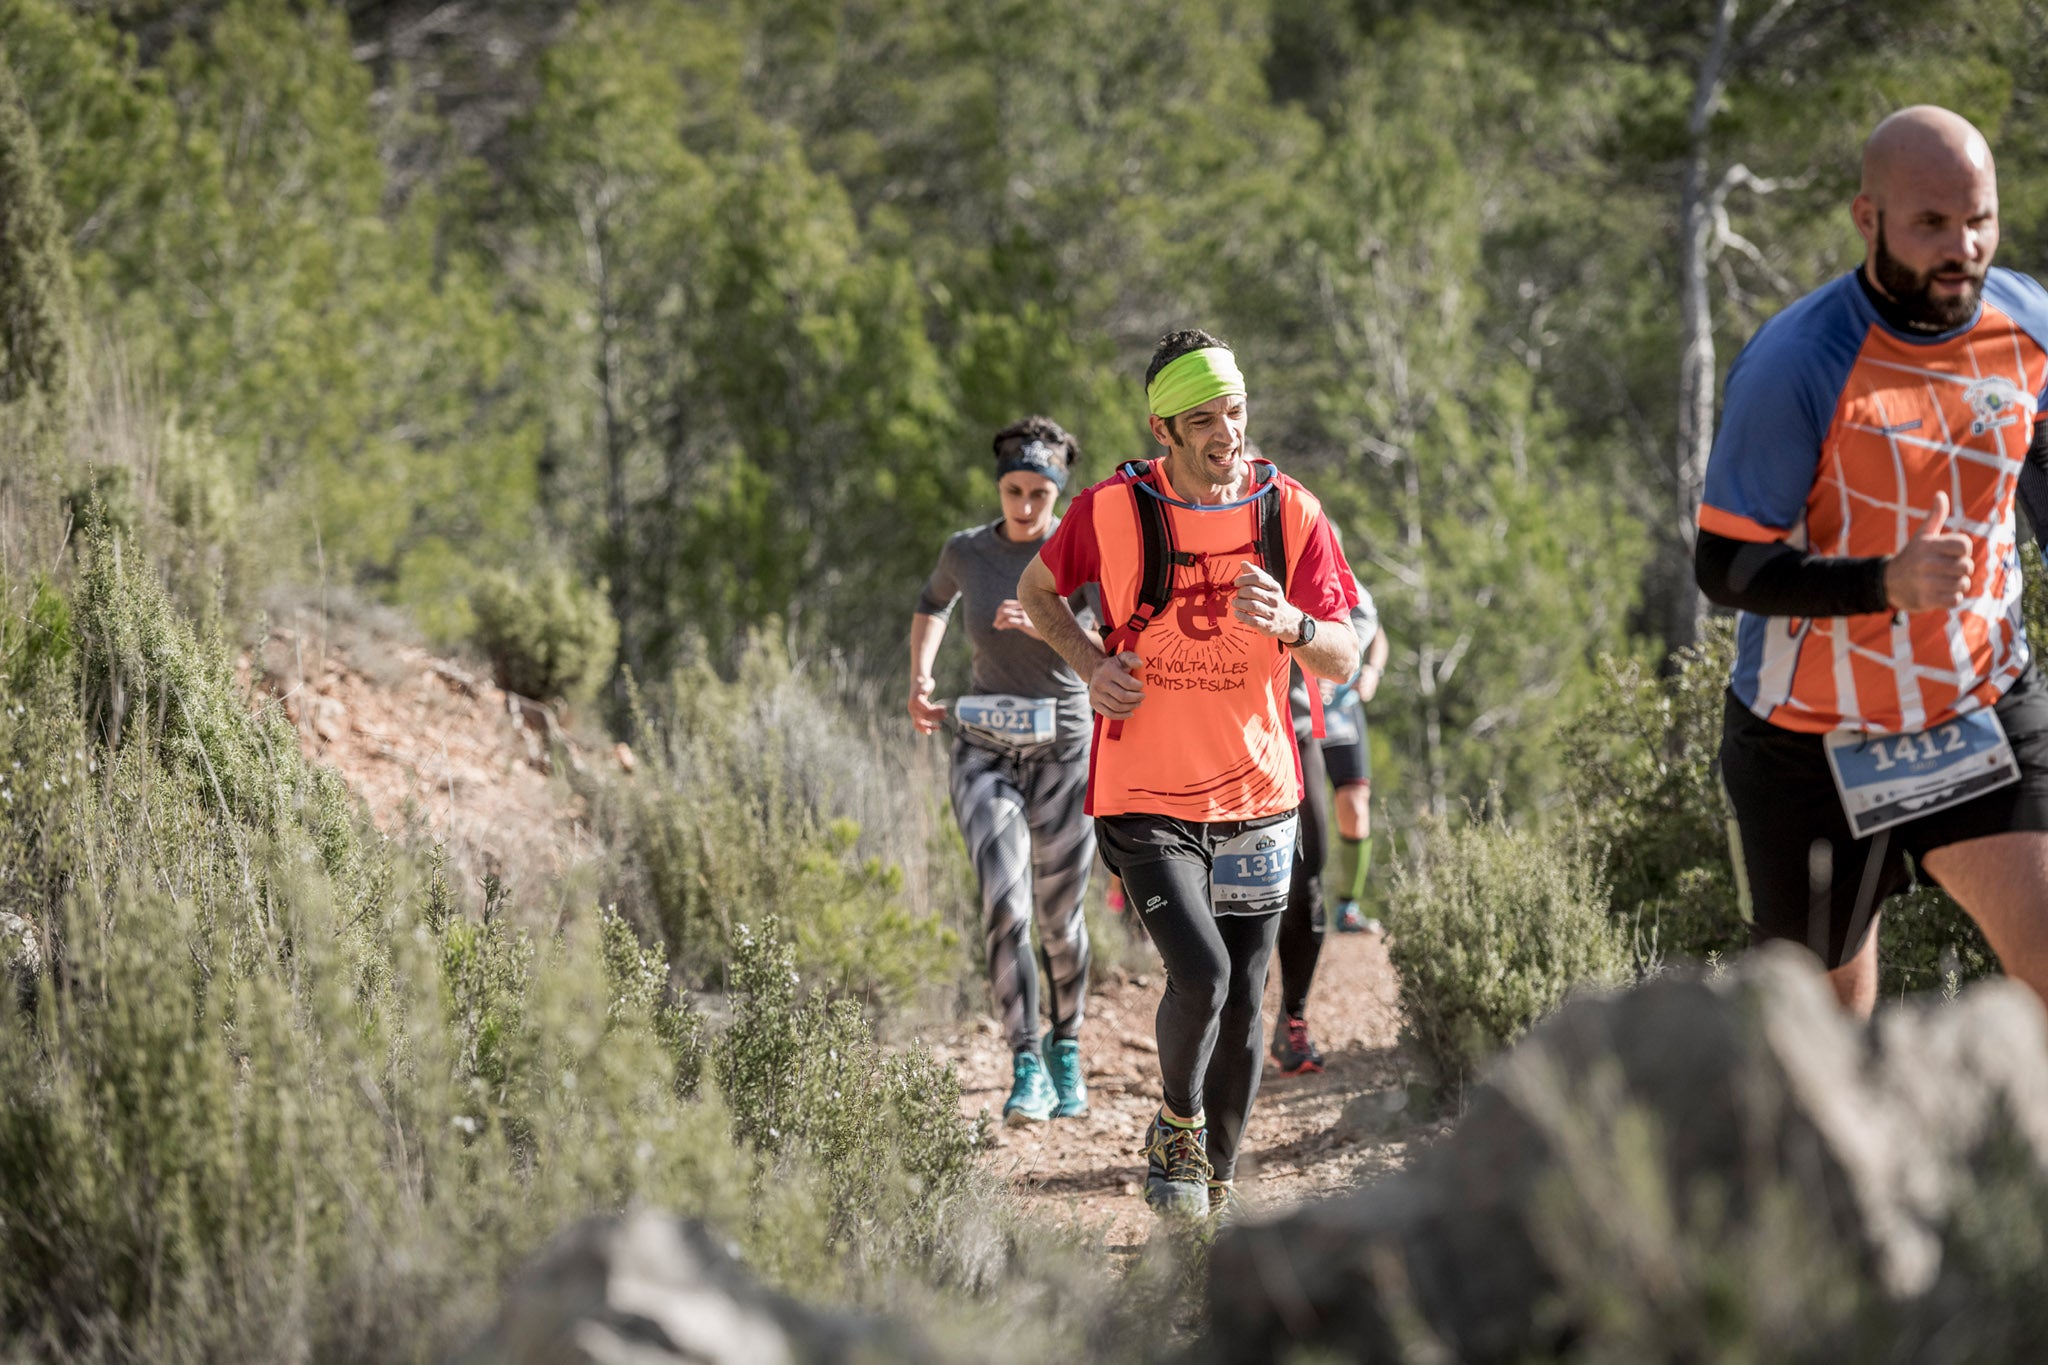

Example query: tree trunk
[1403,448,1449,819]
[1668,0,1740,656]
[582,190,635,706]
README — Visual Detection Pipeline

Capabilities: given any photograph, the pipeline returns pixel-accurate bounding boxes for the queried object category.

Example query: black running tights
[1119,857,1281,1181]
[1277,732,1329,1019]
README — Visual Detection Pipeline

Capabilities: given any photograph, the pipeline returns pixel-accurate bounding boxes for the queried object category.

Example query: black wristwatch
[1286,614,1316,648]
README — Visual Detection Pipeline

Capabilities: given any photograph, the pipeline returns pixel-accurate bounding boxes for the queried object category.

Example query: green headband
[1146,347,1246,419]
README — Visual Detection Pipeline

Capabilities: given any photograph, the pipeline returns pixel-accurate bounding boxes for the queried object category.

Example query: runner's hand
[1090,651,1145,719]
[1885,491,1974,612]
[1232,562,1303,640]
[992,599,1042,639]
[908,674,947,735]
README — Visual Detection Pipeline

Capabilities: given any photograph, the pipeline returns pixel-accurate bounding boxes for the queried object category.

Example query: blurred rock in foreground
[457,1211,935,1365]
[1208,942,2048,1363]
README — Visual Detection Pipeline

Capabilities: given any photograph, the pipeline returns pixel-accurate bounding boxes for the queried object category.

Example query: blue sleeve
[1701,286,1862,541]
[1984,269,2048,409]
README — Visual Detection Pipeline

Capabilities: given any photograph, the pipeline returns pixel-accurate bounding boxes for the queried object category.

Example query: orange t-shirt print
[1041,461,1358,822]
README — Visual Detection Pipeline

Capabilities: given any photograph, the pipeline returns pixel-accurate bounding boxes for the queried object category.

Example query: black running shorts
[1322,733,1370,789]
[1719,666,2048,969]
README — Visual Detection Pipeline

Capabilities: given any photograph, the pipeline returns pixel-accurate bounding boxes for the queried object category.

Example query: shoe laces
[1145,1120,1208,1183]
[1286,1016,1312,1055]
[1046,1042,1082,1087]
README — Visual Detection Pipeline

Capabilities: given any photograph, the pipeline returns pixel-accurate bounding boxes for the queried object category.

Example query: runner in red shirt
[1018,329,1363,1220]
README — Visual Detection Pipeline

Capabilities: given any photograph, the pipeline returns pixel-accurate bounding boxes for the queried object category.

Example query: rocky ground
[241,602,614,907]
[939,916,1433,1250]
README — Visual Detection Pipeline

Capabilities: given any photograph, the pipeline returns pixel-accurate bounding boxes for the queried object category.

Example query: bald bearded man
[1698,105,2048,1018]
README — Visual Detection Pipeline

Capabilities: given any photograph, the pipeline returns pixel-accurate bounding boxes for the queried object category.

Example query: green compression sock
[1337,835,1371,901]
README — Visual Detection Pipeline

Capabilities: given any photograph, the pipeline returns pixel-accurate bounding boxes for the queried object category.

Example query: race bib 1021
[954,694,1058,752]
[1822,709,2019,839]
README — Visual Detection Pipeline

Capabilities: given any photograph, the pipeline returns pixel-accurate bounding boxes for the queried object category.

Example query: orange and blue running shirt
[1039,458,1360,821]
[1702,267,2048,736]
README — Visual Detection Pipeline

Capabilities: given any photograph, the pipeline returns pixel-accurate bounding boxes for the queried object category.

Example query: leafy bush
[717,920,979,1261]
[591,636,964,1012]
[1388,815,1630,1091]
[0,47,76,476]
[0,536,991,1362]
[469,563,619,702]
[1562,624,1745,966]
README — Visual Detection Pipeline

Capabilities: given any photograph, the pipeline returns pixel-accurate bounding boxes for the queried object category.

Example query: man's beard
[1873,220,1985,332]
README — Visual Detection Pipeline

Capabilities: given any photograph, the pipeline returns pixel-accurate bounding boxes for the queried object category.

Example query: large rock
[457,1211,936,1365]
[1207,944,2048,1363]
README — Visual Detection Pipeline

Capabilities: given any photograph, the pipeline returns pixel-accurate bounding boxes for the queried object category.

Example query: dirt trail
[936,919,1430,1248]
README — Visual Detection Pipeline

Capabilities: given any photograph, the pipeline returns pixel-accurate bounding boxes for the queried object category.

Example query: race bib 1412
[1823,709,2019,838]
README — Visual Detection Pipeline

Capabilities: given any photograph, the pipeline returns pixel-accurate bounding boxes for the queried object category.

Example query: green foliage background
[10,0,2048,830]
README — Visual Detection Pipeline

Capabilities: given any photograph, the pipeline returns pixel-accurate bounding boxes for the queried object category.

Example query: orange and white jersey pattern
[1700,268,2048,735]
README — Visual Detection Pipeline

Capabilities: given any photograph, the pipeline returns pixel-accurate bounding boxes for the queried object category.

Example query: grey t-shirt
[916,520,1098,744]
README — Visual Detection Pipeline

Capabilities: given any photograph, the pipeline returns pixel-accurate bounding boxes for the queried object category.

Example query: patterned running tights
[948,738,1094,1054]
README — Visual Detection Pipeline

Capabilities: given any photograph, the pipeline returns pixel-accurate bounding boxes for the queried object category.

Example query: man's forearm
[1292,618,1359,683]
[1019,565,1108,677]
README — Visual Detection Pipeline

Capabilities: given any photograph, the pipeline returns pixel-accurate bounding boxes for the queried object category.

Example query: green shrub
[469,563,619,702]
[718,919,978,1260]
[0,570,71,687]
[0,537,995,1363]
[1562,623,1744,967]
[591,636,964,1011]
[0,49,77,477]
[1388,815,1630,1091]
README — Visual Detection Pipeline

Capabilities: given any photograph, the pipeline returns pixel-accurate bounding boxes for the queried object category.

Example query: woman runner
[909,416,1099,1123]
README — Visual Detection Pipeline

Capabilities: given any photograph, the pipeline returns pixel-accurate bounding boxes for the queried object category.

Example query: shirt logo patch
[1964,376,2027,437]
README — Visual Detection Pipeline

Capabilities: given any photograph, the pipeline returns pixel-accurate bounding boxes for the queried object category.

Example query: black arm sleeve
[1699,417,2048,614]
[1693,530,1892,618]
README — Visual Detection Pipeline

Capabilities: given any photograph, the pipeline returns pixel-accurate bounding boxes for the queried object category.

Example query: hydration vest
[1101,458,1323,740]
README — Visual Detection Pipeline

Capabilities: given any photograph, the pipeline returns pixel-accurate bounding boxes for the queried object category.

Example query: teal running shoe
[1140,1110,1211,1219]
[1003,1049,1057,1125]
[1041,1036,1089,1118]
